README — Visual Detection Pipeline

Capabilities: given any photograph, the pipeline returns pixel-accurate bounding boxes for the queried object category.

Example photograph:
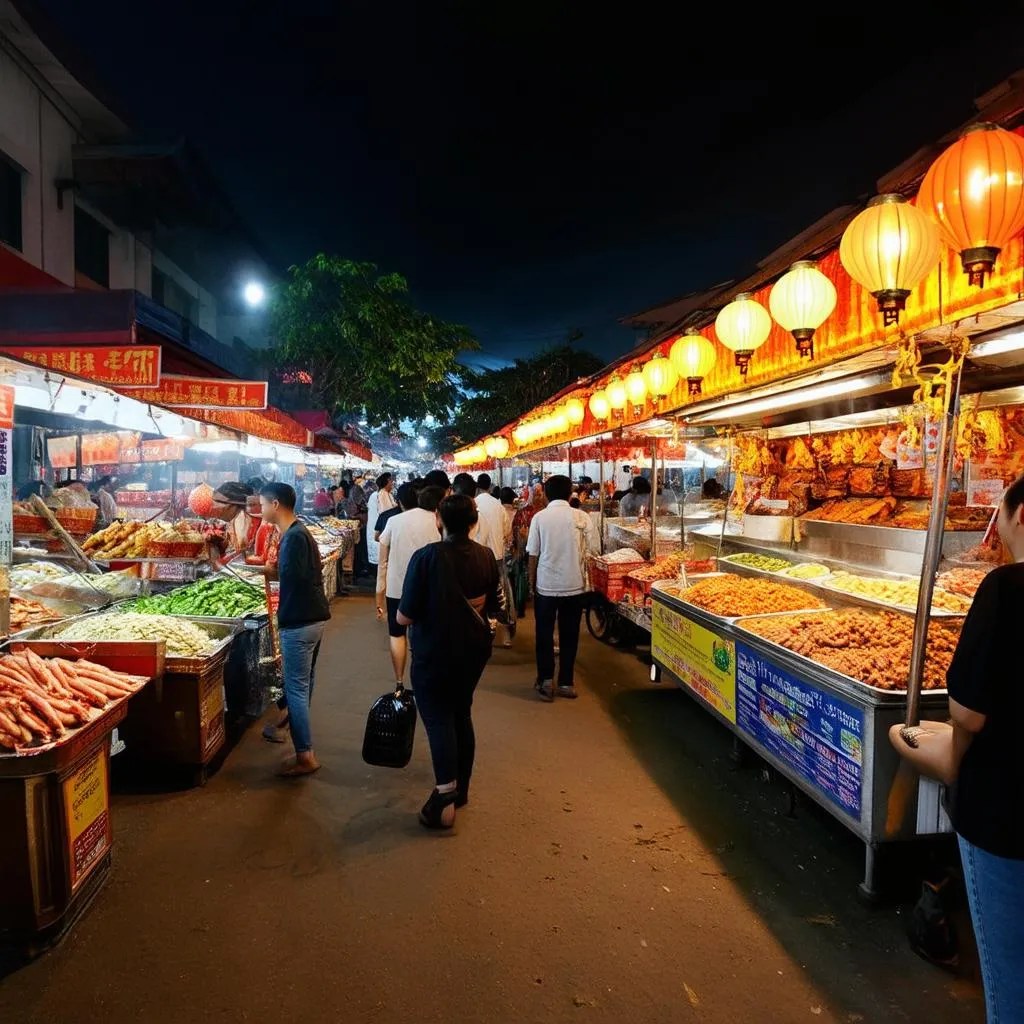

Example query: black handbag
[362,683,417,768]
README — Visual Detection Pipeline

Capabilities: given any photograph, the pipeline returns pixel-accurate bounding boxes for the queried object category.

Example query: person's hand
[375,595,385,621]
[888,720,956,785]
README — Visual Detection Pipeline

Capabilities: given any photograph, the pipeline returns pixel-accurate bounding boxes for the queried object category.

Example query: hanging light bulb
[589,389,610,421]
[642,354,678,403]
[768,260,837,359]
[490,435,509,459]
[669,329,717,396]
[606,375,627,417]
[839,194,939,326]
[918,122,1024,288]
[714,293,771,377]
[624,365,648,414]
[565,397,585,425]
[483,437,497,458]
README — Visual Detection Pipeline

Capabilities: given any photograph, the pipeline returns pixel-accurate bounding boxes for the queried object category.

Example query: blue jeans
[958,834,1024,1022]
[279,622,325,754]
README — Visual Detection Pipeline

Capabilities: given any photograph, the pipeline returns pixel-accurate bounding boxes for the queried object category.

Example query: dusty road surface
[0,593,981,1023]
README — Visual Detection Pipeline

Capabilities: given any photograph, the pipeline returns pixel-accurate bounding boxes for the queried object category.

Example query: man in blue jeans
[260,482,331,777]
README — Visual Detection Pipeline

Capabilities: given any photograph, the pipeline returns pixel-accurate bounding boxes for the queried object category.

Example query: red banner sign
[178,406,311,448]
[1,345,161,388]
[122,373,267,410]
[81,432,139,466]
[141,438,186,463]
[0,384,13,430]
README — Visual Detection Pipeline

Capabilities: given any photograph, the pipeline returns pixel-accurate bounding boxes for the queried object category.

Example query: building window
[74,207,110,287]
[152,266,199,325]
[0,157,23,252]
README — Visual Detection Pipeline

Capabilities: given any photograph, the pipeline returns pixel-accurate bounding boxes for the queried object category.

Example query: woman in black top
[891,476,1024,1021]
[397,494,506,829]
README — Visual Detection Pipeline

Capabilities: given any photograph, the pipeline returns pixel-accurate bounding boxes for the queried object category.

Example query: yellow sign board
[63,747,111,891]
[651,601,737,723]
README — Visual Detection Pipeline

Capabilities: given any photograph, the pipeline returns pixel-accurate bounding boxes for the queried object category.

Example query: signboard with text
[651,600,737,723]
[1,344,161,388]
[47,435,78,469]
[736,643,864,818]
[62,747,112,891]
[121,374,267,410]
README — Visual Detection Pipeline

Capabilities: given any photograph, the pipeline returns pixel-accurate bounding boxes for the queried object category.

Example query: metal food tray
[650,575,828,625]
[22,616,238,674]
[816,575,970,619]
[718,555,797,580]
[731,612,951,698]
[798,518,985,556]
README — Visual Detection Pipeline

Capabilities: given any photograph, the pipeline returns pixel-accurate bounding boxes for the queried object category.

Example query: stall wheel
[586,598,617,643]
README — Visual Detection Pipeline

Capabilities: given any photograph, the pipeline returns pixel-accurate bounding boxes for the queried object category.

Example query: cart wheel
[586,599,616,642]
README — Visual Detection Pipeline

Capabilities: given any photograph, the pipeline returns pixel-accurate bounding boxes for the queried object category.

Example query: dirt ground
[0,592,982,1023]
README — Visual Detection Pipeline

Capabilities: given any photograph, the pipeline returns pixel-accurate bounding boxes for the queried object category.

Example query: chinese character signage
[121,374,268,410]
[736,644,864,818]
[62,747,112,891]
[0,385,11,563]
[0,345,161,388]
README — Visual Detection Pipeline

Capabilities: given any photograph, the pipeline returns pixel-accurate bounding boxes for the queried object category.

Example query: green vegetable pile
[126,577,266,618]
[724,552,792,572]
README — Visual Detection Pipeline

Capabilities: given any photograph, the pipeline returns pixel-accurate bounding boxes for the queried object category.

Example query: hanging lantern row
[491,122,1024,454]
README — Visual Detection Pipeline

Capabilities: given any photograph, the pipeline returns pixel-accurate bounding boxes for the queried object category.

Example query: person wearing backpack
[397,494,507,829]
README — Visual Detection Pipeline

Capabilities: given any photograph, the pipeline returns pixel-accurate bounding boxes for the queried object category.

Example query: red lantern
[918,123,1024,287]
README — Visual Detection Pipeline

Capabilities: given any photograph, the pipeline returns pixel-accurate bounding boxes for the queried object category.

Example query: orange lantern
[918,122,1024,287]
[839,194,939,326]
[606,375,627,417]
[642,354,678,402]
[565,397,585,425]
[670,328,717,396]
[714,293,771,377]
[589,389,610,421]
[768,260,837,360]
[624,365,648,414]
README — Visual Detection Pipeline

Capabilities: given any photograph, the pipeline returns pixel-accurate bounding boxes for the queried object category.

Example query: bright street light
[416,437,427,449]
[243,281,266,307]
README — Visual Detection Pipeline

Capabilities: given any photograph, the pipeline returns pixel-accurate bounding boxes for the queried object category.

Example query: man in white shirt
[366,472,396,568]
[376,484,443,685]
[451,473,498,552]
[526,475,599,701]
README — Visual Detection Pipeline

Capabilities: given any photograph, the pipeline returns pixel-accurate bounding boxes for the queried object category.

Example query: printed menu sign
[736,643,863,818]
[62,747,112,891]
[651,600,736,723]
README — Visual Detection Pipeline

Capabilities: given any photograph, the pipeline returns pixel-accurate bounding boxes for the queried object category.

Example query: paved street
[0,593,982,1023]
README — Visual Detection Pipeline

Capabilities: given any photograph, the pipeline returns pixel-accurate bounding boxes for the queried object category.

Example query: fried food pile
[742,610,960,691]
[802,497,898,525]
[680,575,826,618]
[936,567,990,598]
[825,571,971,614]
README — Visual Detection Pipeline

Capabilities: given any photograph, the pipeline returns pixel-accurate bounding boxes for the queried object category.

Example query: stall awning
[0,247,68,290]
[291,410,374,462]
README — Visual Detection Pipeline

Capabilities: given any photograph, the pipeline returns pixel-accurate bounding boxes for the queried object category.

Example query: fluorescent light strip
[684,373,886,425]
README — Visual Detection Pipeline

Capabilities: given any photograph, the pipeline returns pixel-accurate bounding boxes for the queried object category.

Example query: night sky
[33,1,1024,368]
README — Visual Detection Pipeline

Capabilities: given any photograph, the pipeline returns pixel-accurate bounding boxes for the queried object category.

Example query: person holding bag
[890,475,1024,1023]
[396,494,508,829]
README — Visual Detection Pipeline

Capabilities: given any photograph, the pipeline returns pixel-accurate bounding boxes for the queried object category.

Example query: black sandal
[419,789,457,829]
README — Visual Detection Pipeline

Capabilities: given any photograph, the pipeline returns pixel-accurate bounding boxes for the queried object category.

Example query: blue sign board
[736,643,864,817]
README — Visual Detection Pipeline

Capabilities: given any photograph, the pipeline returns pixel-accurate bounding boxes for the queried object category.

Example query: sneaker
[557,685,578,699]
[535,679,554,702]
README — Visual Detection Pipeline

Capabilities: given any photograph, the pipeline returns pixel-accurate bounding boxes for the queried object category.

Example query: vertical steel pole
[598,441,606,554]
[650,439,658,560]
[905,361,963,726]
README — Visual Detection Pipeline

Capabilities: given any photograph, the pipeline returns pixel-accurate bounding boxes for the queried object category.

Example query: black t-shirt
[374,506,402,536]
[277,521,331,628]
[398,538,499,665]
[946,562,1024,859]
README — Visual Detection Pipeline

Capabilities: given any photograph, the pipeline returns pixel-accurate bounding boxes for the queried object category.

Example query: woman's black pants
[412,652,490,793]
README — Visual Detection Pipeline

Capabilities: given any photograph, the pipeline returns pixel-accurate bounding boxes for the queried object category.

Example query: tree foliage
[434,343,605,450]
[270,255,478,428]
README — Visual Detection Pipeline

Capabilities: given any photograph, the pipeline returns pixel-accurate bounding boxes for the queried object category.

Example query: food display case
[644,335,1024,896]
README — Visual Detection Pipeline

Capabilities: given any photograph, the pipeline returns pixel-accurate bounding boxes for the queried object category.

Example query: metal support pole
[598,441,606,555]
[717,434,733,559]
[905,362,964,726]
[650,439,658,560]
[567,444,573,484]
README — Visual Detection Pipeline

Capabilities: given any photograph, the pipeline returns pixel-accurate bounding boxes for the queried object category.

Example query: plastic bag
[362,684,417,768]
